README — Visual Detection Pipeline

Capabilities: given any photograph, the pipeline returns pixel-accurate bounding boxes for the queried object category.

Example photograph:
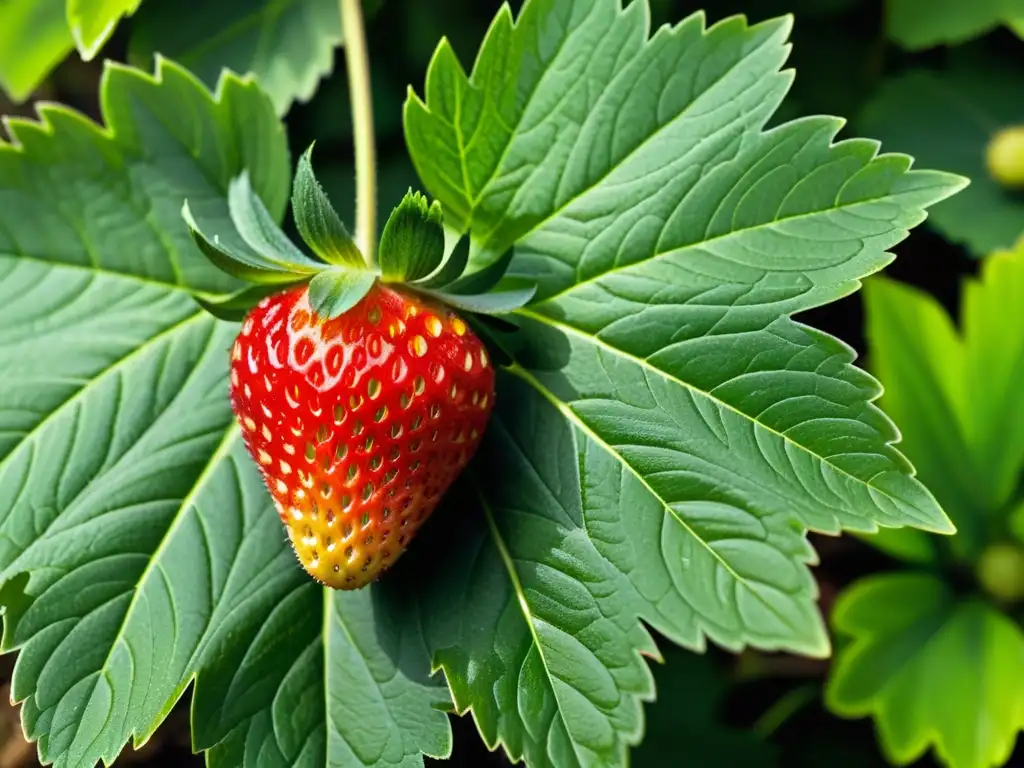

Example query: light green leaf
[960,245,1024,514]
[405,2,961,763]
[859,54,1024,256]
[862,277,983,557]
[307,268,377,319]
[827,573,1024,768]
[865,245,1024,545]
[68,0,144,59]
[0,58,450,767]
[128,0,368,115]
[292,145,365,269]
[0,0,73,102]
[885,0,1024,49]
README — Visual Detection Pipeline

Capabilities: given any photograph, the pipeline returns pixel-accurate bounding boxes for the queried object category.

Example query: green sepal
[412,235,469,289]
[292,144,366,269]
[425,284,536,315]
[378,189,445,282]
[182,200,310,283]
[228,171,325,270]
[308,269,378,319]
[443,247,515,295]
[194,282,305,322]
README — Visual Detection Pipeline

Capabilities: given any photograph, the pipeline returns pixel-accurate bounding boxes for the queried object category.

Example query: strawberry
[230,283,494,588]
[183,146,533,589]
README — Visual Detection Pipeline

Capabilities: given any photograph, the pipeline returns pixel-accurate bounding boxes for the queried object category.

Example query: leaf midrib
[515,308,930,526]
[0,250,199,294]
[530,184,924,306]
[478,486,587,768]
[507,364,809,645]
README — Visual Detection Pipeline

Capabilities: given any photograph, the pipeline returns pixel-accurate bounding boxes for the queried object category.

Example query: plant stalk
[340,0,377,265]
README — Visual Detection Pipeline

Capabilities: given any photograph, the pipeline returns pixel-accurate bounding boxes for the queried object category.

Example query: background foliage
[0,0,1022,767]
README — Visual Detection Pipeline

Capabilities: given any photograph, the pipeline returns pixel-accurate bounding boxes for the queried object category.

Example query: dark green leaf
[827,574,1024,768]
[859,53,1023,256]
[413,235,470,289]
[292,145,365,269]
[442,247,514,295]
[228,170,325,269]
[378,189,446,282]
[307,268,377,319]
[128,0,381,115]
[634,645,778,767]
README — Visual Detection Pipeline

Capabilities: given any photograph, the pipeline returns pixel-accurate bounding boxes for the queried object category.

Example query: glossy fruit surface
[230,282,495,588]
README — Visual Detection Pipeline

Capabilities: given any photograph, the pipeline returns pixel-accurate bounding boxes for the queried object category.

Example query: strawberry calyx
[181,143,536,335]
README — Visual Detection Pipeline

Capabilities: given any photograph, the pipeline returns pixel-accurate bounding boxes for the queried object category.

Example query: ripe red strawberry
[230,282,495,589]
[183,151,533,589]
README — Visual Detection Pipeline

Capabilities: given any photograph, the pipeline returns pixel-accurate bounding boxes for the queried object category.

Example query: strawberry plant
[9,0,1024,766]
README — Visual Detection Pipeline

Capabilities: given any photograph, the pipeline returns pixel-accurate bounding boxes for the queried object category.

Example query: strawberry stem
[340,0,377,266]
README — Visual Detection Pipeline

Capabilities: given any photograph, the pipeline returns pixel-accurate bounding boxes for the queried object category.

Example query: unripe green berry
[986,126,1024,189]
[977,542,1024,603]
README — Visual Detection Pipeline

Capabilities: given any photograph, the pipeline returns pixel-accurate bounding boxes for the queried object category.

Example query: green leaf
[862,277,983,557]
[0,58,451,767]
[827,573,1024,768]
[859,53,1024,256]
[378,190,446,282]
[959,246,1024,514]
[405,3,961,762]
[633,645,778,767]
[128,0,369,115]
[307,268,377,319]
[413,377,826,767]
[1011,500,1024,545]
[67,0,143,59]
[292,145,365,269]
[0,0,73,102]
[865,246,1024,549]
[886,0,1024,49]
